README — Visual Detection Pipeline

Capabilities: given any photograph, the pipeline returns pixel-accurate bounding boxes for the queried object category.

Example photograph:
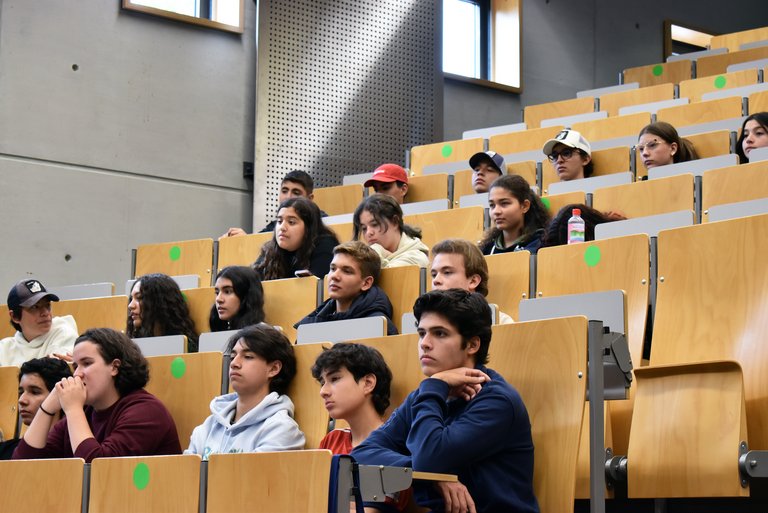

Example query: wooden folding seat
[701,161,768,221]
[696,46,768,77]
[262,276,320,341]
[540,190,587,216]
[489,125,564,155]
[485,250,530,322]
[599,83,675,117]
[592,173,694,219]
[0,365,19,441]
[748,89,768,113]
[409,138,483,176]
[313,183,364,216]
[181,286,215,335]
[407,173,451,204]
[135,238,214,284]
[145,351,223,445]
[217,231,272,271]
[378,265,424,333]
[89,455,201,513]
[524,97,595,130]
[684,129,732,159]
[207,450,331,513]
[490,317,588,513]
[623,60,691,88]
[0,458,84,511]
[656,96,743,128]
[571,112,650,143]
[678,68,759,102]
[542,146,630,191]
[55,295,129,333]
[290,342,332,449]
[710,26,768,52]
[403,206,485,249]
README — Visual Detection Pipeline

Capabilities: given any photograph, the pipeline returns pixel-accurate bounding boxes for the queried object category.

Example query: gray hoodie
[185,391,305,460]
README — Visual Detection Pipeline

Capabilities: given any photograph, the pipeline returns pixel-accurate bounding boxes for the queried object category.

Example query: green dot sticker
[441,144,453,158]
[170,357,187,379]
[713,75,727,89]
[584,245,601,267]
[651,64,663,77]
[133,462,150,490]
[169,246,181,261]
[541,197,551,210]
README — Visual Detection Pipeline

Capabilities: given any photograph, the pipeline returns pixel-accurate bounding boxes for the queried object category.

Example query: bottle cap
[572,208,581,216]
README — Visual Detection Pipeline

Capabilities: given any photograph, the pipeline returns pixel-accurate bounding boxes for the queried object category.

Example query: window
[122,0,244,34]
[664,20,717,59]
[442,0,521,91]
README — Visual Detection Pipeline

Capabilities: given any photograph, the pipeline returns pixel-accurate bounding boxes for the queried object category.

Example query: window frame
[121,0,245,34]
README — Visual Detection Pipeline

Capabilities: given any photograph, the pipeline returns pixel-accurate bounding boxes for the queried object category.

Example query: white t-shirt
[0,315,78,367]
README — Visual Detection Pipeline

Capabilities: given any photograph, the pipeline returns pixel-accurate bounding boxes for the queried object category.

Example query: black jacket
[294,285,399,335]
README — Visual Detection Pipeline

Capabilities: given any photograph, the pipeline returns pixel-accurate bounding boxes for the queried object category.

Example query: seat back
[0,365,19,440]
[296,317,387,344]
[133,335,188,356]
[701,161,768,221]
[290,342,332,449]
[145,351,223,446]
[206,450,332,513]
[599,83,675,117]
[678,68,759,102]
[182,286,215,336]
[711,26,768,52]
[0,458,84,511]
[404,206,485,249]
[682,129,732,159]
[571,113,651,143]
[313,184,364,216]
[410,138,483,176]
[135,238,214,284]
[524,97,595,130]
[540,191,587,216]
[749,89,768,113]
[656,96,743,128]
[378,265,425,333]
[542,146,630,190]
[89,454,201,513]
[623,60,692,88]
[47,282,115,300]
[485,250,530,322]
[489,317,588,513]
[592,173,694,219]
[407,173,451,203]
[217,231,273,271]
[262,276,320,340]
[55,295,129,333]
[696,46,768,77]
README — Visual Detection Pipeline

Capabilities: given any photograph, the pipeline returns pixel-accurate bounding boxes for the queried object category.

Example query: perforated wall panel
[253,0,441,226]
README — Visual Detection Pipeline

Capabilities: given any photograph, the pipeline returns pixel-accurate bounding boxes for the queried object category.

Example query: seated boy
[430,238,513,323]
[469,151,505,194]
[364,164,409,205]
[352,289,539,513]
[185,324,305,460]
[295,241,398,335]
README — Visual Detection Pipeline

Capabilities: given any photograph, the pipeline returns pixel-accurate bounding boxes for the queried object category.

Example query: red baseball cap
[364,164,409,188]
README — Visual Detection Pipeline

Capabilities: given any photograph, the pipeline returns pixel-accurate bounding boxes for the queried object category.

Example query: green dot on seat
[171,357,187,379]
[441,144,453,158]
[584,245,601,267]
[714,75,727,89]
[652,65,664,76]
[169,246,181,261]
[133,462,150,490]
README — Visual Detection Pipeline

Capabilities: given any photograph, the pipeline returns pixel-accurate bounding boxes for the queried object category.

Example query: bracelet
[38,404,56,417]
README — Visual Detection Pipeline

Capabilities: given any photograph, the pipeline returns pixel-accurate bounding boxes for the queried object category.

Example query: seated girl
[185,324,305,460]
[127,273,199,352]
[209,266,266,332]
[479,174,551,255]
[736,112,768,163]
[352,194,429,268]
[542,129,593,181]
[0,357,72,460]
[253,197,339,280]
[637,121,698,170]
[13,328,181,462]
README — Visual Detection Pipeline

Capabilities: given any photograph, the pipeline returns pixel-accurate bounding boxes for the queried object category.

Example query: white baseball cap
[542,129,592,157]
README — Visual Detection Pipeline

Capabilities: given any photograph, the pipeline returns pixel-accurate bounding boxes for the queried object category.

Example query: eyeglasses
[636,139,664,153]
[547,148,578,162]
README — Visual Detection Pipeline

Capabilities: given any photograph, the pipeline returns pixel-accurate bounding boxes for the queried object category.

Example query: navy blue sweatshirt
[352,366,539,513]
[294,285,399,335]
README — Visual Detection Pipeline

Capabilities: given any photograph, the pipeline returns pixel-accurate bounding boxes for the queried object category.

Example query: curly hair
[75,328,150,396]
[413,289,492,366]
[311,343,392,416]
[479,174,551,249]
[19,357,73,392]
[127,274,199,352]
[540,204,613,248]
[352,193,422,241]
[253,197,339,281]
[638,121,699,165]
[228,324,297,395]
[736,112,768,163]
[209,266,265,332]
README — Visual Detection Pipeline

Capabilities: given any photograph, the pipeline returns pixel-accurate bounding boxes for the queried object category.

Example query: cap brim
[364,176,397,188]
[469,153,502,173]
[19,292,60,308]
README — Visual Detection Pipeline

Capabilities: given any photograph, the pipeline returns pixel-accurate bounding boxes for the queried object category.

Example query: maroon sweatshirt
[13,389,181,462]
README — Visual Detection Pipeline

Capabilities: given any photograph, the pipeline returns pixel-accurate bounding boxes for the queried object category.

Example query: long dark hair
[479,174,550,248]
[127,273,199,351]
[540,204,612,248]
[638,121,698,164]
[736,112,768,163]
[209,266,265,331]
[253,197,338,280]
[352,193,422,241]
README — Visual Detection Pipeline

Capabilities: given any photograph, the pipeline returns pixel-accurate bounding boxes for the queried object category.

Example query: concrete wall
[444,0,768,140]
[0,0,256,290]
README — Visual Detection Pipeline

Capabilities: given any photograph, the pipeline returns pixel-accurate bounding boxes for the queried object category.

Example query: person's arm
[219,227,248,239]
[19,386,63,449]
[253,413,306,452]
[57,376,95,453]
[405,372,516,473]
[351,404,412,468]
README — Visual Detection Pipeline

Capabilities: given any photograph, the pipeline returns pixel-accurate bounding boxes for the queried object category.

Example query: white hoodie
[0,315,78,367]
[185,391,305,461]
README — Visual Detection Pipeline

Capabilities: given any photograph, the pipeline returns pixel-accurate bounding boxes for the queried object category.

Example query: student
[540,204,617,248]
[479,174,550,255]
[469,151,506,194]
[1,279,78,367]
[221,170,326,236]
[295,241,398,336]
[185,325,305,460]
[542,129,593,181]
[253,197,340,280]
[430,238,513,324]
[352,194,429,268]
[0,358,72,459]
[13,328,181,462]
[127,273,199,352]
[637,121,698,169]
[736,112,768,163]
[209,266,266,332]
[351,289,539,513]
[363,163,409,205]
